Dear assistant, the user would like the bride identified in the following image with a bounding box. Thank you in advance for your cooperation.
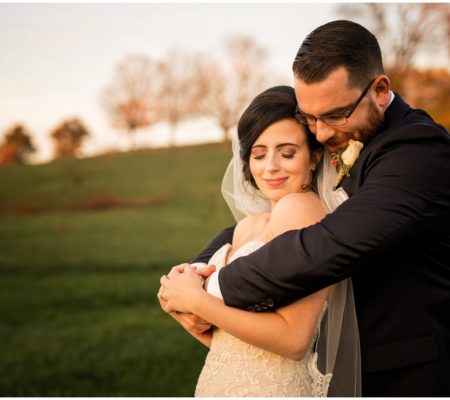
[159,86,361,397]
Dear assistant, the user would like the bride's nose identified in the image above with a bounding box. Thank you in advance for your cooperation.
[264,153,280,173]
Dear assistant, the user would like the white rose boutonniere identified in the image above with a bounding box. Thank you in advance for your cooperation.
[331,139,364,190]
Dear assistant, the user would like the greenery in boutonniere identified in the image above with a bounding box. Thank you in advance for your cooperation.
[331,139,364,189]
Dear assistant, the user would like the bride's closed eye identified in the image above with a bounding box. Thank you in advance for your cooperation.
[252,153,266,160]
[281,152,295,159]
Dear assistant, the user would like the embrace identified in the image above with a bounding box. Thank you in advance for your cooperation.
[159,20,450,397]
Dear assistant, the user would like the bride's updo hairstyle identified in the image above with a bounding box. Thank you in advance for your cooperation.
[237,86,321,188]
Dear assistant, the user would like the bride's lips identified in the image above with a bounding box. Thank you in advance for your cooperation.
[264,177,288,187]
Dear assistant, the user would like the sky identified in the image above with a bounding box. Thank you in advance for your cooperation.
[0,2,447,163]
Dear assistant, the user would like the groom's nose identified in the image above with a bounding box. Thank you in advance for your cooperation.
[314,120,336,144]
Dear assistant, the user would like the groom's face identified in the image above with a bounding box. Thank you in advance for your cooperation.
[294,66,386,153]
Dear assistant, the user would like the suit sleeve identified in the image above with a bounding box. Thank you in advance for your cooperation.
[218,127,450,309]
[191,225,236,264]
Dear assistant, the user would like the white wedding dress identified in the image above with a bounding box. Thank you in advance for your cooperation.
[195,241,332,397]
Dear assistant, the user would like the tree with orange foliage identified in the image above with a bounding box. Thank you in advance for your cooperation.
[338,3,450,130]
[402,68,450,131]
[0,124,36,166]
[50,118,90,159]
[101,54,160,148]
[338,3,449,94]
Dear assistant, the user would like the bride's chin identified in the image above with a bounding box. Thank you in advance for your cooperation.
[263,192,283,204]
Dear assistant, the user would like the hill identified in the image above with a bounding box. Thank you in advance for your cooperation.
[0,143,235,396]
[0,143,234,268]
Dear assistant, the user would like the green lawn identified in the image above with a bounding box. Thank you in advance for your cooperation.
[0,143,235,396]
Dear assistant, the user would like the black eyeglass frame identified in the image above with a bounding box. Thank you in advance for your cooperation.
[295,77,377,127]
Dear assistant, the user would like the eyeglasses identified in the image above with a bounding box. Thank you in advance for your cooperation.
[295,77,376,127]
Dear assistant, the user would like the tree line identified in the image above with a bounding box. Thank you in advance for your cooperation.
[1,3,448,167]
[0,35,273,166]
[100,36,272,149]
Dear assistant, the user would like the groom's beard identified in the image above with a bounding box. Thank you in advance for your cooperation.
[324,103,385,151]
[355,102,385,145]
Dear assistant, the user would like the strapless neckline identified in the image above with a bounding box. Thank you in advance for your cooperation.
[219,240,266,266]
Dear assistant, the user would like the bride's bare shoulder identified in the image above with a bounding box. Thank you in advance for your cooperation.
[269,192,326,236]
[233,213,270,247]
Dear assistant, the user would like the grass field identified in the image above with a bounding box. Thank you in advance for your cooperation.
[0,143,235,396]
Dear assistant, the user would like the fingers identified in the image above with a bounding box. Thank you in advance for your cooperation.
[168,263,191,278]
[158,264,204,313]
[157,285,166,302]
[168,312,213,346]
[176,313,212,333]
[159,296,174,313]
[157,287,174,313]
[160,274,169,286]
[158,276,171,310]
[164,264,198,283]
[197,264,216,278]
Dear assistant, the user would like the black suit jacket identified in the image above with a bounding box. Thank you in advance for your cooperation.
[193,95,450,396]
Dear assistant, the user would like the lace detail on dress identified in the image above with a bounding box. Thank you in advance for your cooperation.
[195,241,331,397]
[196,329,318,397]
[308,352,333,397]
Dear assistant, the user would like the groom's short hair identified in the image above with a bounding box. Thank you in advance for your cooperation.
[292,20,385,89]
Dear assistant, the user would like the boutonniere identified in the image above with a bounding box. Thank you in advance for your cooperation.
[331,139,364,190]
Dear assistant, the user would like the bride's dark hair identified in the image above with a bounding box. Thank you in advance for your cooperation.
[237,85,321,188]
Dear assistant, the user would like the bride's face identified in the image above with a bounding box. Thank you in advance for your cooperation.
[249,118,316,205]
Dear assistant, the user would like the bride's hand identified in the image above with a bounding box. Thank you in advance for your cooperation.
[167,263,216,281]
[160,266,206,313]
[170,312,213,347]
[157,291,213,347]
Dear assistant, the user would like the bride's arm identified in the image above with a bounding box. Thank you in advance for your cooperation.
[187,277,328,360]
[158,217,256,347]
[163,193,329,360]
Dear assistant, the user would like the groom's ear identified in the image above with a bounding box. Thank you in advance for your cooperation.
[374,75,391,108]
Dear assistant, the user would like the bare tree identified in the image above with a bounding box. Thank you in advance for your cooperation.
[101,54,159,148]
[0,124,36,166]
[338,3,450,93]
[50,118,90,159]
[200,36,270,142]
[157,50,209,147]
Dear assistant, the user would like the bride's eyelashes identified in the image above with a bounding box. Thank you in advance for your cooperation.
[251,151,296,160]
[252,153,266,160]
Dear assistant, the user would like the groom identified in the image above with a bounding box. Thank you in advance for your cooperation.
[161,20,450,396]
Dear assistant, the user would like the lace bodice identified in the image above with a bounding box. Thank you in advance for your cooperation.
[195,241,332,397]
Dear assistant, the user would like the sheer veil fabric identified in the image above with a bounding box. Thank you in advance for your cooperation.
[221,133,362,396]
[221,132,271,220]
